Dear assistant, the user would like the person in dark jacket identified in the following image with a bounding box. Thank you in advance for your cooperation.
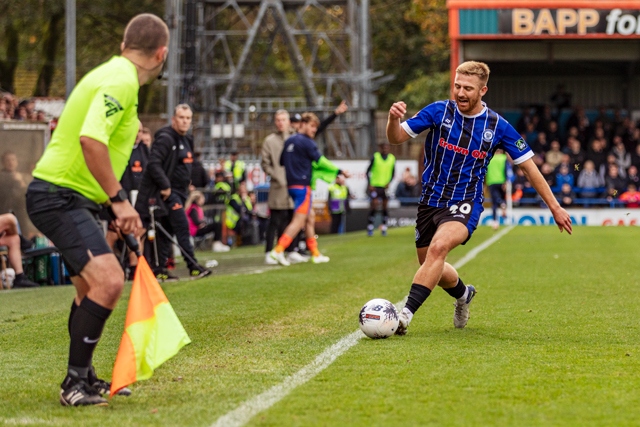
[135,104,211,281]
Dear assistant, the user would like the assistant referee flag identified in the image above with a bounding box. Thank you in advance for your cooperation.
[110,256,191,397]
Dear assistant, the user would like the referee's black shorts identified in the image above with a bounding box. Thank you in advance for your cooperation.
[26,179,113,277]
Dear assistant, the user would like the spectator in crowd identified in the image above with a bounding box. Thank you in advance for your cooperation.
[0,150,35,236]
[566,107,589,144]
[618,183,640,208]
[135,104,211,281]
[395,172,421,198]
[556,183,576,207]
[185,190,228,252]
[565,136,585,179]
[576,160,604,199]
[587,130,608,171]
[531,131,549,154]
[224,151,246,192]
[14,104,27,121]
[0,213,39,288]
[546,120,561,145]
[545,140,563,169]
[602,153,626,179]
[140,127,153,147]
[554,153,572,174]
[610,135,631,174]
[626,165,640,187]
[327,173,351,234]
[554,164,574,192]
[604,164,627,201]
[524,122,538,146]
[540,163,556,189]
[0,97,8,120]
[226,181,257,246]
[631,143,640,170]
[564,126,583,148]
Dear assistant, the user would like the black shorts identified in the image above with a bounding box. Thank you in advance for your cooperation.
[26,179,112,277]
[369,187,388,201]
[414,201,483,248]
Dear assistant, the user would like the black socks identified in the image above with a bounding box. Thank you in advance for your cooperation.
[404,283,432,314]
[443,278,467,300]
[68,297,112,379]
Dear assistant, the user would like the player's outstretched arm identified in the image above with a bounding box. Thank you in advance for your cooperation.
[386,101,411,145]
[519,159,573,235]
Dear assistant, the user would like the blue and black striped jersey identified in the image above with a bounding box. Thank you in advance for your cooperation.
[401,100,533,208]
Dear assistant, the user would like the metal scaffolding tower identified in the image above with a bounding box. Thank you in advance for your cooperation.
[165,0,389,159]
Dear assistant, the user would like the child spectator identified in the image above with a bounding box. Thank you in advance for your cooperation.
[185,190,230,252]
[556,183,576,208]
[554,164,574,192]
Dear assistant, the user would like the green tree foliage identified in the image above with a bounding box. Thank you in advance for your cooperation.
[0,0,164,112]
[370,0,450,110]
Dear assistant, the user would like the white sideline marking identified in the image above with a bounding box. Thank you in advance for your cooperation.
[211,226,515,427]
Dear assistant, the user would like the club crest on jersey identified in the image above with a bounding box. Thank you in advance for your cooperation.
[515,138,528,151]
[482,129,494,142]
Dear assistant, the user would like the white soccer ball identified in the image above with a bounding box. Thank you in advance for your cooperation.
[359,298,399,339]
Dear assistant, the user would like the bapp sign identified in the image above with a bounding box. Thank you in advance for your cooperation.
[500,9,640,37]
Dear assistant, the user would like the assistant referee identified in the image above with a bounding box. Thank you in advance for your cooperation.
[26,14,169,407]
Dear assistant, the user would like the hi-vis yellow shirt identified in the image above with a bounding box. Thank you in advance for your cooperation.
[33,56,140,203]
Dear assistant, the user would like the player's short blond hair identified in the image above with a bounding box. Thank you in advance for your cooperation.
[456,61,490,88]
[300,112,320,126]
[123,14,169,56]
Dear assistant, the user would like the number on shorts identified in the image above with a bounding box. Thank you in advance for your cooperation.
[449,203,471,215]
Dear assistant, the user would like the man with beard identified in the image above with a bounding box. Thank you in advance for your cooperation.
[386,61,573,335]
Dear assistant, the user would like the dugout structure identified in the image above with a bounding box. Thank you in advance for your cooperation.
[447,0,640,114]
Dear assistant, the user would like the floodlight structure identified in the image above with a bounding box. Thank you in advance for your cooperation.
[165,0,389,159]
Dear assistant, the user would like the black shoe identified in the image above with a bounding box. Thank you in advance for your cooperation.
[60,375,108,407]
[190,267,212,280]
[155,270,179,283]
[88,366,131,397]
[12,275,39,288]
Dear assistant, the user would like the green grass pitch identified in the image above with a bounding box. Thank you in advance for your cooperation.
[1,225,639,426]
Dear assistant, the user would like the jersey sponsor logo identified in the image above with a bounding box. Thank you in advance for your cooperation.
[131,160,143,173]
[515,138,528,151]
[438,138,488,159]
[104,94,123,117]
[482,129,494,142]
[171,202,183,210]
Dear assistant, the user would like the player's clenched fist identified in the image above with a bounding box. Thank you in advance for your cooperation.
[389,102,407,119]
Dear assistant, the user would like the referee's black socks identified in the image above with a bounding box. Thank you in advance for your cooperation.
[67,297,112,379]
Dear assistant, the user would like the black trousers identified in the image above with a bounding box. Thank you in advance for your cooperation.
[331,213,345,234]
[264,209,293,252]
[150,193,198,272]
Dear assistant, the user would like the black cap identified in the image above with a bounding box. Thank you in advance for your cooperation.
[291,113,302,123]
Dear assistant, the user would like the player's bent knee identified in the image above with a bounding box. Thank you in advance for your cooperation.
[427,240,449,259]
